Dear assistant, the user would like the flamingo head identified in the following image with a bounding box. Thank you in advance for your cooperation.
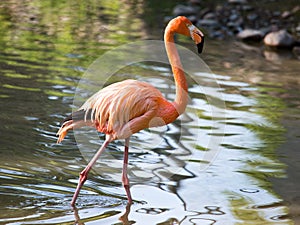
[167,16,205,53]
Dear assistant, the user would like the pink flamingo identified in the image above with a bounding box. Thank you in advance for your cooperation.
[57,16,204,206]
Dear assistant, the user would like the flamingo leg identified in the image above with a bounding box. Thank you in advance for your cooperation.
[122,138,132,203]
[71,137,111,206]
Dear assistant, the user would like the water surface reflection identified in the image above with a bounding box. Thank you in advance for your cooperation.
[0,62,293,224]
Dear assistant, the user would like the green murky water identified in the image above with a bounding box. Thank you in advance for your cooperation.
[0,0,299,224]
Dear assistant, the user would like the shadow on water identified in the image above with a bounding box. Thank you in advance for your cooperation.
[0,0,299,224]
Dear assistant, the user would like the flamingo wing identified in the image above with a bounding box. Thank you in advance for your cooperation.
[79,79,164,139]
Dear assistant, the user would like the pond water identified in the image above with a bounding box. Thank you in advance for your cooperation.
[0,1,299,224]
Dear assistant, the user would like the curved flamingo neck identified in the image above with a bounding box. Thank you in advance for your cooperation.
[164,28,188,115]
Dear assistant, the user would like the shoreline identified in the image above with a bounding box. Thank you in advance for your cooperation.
[169,0,300,58]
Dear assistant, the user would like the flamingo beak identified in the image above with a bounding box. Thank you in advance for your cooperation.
[197,36,204,54]
[188,24,205,54]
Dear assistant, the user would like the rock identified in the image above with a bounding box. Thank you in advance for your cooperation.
[237,29,264,41]
[247,13,258,21]
[281,6,300,19]
[281,11,292,19]
[264,30,296,48]
[292,46,300,59]
[292,5,300,14]
[163,16,173,24]
[203,12,216,20]
[227,21,243,34]
[229,13,239,21]
[198,8,212,18]
[272,11,281,17]
[187,15,198,24]
[197,19,220,28]
[173,5,197,16]
[260,27,272,36]
[242,5,254,11]
[296,24,300,35]
[228,0,248,4]
[211,30,226,39]
[188,0,202,5]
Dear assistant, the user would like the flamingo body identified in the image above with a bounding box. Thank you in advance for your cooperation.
[56,16,204,206]
[57,79,178,142]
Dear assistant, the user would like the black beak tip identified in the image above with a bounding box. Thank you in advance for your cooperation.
[197,37,204,54]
